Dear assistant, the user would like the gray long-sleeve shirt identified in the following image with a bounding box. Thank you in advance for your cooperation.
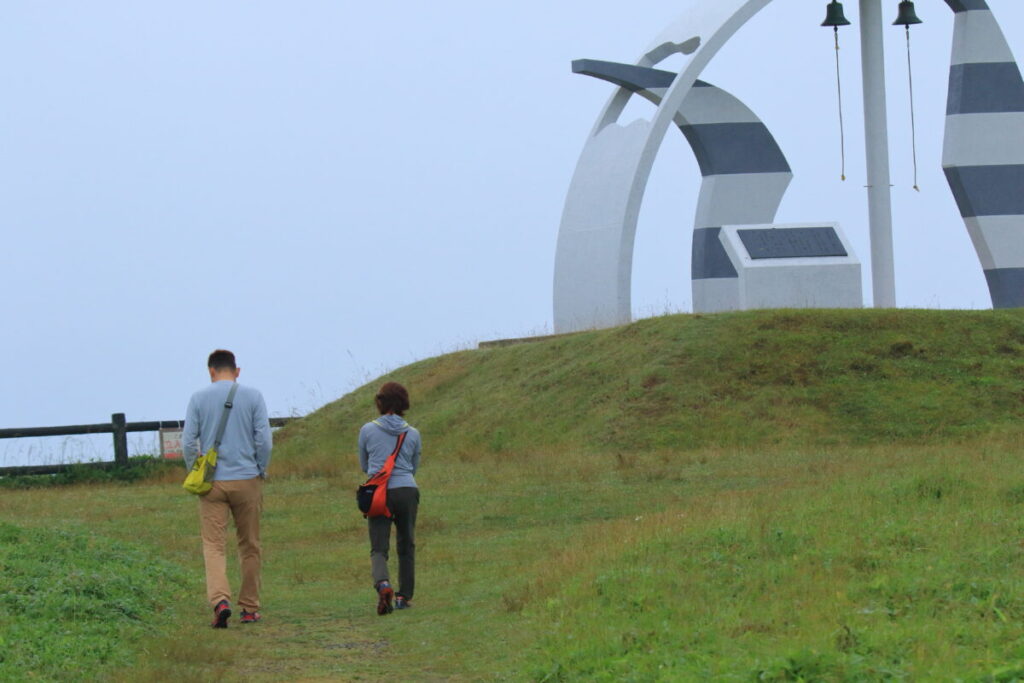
[183,380,272,480]
[359,414,421,489]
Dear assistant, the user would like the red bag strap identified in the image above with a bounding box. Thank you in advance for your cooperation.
[364,431,407,485]
[366,432,407,518]
[380,432,406,477]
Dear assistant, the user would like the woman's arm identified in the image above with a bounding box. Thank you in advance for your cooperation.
[358,426,370,474]
[410,433,421,475]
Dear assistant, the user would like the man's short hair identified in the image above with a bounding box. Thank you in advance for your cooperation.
[207,349,237,371]
[376,382,410,416]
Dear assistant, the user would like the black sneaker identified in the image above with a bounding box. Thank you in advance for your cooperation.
[394,596,412,610]
[240,610,261,624]
[376,581,394,616]
[211,600,231,629]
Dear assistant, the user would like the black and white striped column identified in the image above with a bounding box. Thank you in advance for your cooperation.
[943,0,1024,307]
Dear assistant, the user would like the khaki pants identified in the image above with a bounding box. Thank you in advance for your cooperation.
[199,477,263,611]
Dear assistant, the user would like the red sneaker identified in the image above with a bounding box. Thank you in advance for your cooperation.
[240,610,261,624]
[376,581,394,616]
[211,600,231,629]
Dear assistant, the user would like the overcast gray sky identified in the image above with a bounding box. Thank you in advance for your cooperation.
[3,1,1023,462]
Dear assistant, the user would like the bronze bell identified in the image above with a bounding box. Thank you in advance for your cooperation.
[822,0,852,27]
[893,0,923,27]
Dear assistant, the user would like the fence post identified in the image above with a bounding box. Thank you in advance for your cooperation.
[112,413,128,467]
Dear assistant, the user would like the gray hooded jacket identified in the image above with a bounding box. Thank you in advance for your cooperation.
[359,414,421,489]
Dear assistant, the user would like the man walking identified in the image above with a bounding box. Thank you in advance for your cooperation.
[183,349,272,628]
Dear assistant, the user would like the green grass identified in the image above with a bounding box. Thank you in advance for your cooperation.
[0,521,189,681]
[527,445,1024,680]
[2,309,1024,680]
[282,308,1024,467]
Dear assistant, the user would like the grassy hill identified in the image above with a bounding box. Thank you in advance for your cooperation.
[283,307,1024,461]
[3,309,1024,680]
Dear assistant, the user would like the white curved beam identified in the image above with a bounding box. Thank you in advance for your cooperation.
[553,0,774,333]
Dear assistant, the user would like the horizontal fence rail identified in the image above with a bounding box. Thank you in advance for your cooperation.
[0,417,295,440]
[0,413,298,477]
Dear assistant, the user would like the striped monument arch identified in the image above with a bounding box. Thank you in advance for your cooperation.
[552,0,1024,333]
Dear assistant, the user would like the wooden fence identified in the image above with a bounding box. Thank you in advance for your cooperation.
[0,413,296,476]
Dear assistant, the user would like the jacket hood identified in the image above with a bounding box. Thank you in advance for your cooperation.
[372,414,410,435]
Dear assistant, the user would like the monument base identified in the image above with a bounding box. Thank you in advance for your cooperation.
[718,222,863,310]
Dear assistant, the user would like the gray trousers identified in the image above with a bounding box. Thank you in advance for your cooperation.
[369,486,419,599]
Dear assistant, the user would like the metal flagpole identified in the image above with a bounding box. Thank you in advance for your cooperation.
[858,0,897,307]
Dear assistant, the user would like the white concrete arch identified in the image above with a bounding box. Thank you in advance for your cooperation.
[553,0,776,333]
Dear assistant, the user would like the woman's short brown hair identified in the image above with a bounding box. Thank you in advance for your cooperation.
[376,382,410,416]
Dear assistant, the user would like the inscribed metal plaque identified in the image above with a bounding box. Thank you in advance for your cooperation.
[737,227,848,260]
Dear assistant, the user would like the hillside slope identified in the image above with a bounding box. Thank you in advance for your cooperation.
[277,308,1024,469]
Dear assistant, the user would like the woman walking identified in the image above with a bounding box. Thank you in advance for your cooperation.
[359,381,422,615]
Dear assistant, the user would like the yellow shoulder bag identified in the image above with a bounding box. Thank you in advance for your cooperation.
[183,383,238,496]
